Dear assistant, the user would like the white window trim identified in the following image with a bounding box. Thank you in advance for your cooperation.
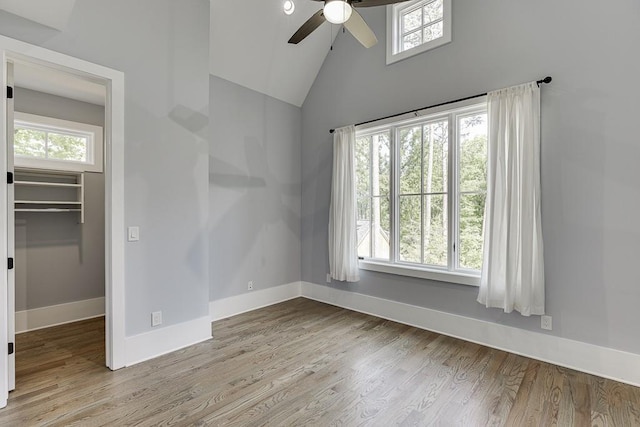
[360,259,480,286]
[14,112,103,173]
[356,97,487,287]
[386,0,452,65]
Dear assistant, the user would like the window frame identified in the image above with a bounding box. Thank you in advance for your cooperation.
[13,112,103,172]
[356,97,487,286]
[386,0,452,65]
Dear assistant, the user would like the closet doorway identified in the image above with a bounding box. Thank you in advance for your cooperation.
[1,36,126,408]
[11,60,107,392]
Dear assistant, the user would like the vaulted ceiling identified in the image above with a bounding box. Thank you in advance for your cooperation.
[0,0,76,30]
[0,0,335,108]
[210,0,336,107]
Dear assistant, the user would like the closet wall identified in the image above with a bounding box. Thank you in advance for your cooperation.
[14,87,105,330]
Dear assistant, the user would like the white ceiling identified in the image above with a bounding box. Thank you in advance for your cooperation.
[210,0,336,107]
[13,61,106,106]
[2,0,333,108]
[0,0,76,30]
[0,1,106,105]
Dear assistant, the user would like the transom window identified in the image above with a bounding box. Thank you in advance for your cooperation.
[355,100,487,285]
[13,112,103,172]
[386,0,451,65]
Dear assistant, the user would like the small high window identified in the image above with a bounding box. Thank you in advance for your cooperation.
[386,0,451,65]
[13,112,103,172]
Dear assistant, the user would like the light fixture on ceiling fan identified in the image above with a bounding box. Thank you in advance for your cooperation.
[288,0,409,48]
[323,0,352,24]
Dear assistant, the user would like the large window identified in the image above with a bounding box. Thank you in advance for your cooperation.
[13,112,103,172]
[386,0,452,65]
[356,101,487,285]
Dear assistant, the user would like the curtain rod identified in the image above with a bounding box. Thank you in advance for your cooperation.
[329,76,552,134]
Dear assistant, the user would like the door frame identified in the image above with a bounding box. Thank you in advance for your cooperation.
[0,35,126,408]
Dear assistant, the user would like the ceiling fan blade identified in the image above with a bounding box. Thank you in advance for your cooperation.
[353,0,409,7]
[343,9,378,48]
[288,10,326,44]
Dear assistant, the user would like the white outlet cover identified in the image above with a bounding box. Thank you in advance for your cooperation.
[151,311,162,327]
[541,315,552,331]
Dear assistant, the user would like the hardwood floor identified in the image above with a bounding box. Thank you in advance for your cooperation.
[2,298,640,426]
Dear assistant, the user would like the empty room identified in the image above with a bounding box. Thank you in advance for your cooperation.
[0,0,639,425]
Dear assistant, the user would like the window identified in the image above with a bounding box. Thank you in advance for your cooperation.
[13,112,103,172]
[386,0,451,65]
[356,100,487,285]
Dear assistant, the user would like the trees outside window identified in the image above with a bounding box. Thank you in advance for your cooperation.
[13,112,103,173]
[356,103,487,283]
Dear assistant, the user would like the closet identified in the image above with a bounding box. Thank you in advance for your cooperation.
[11,62,106,347]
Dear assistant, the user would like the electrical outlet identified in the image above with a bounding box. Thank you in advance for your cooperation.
[151,311,162,327]
[248,281,254,291]
[326,273,331,283]
[541,315,552,331]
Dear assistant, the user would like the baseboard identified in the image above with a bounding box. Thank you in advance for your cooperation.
[300,282,640,388]
[125,315,212,366]
[209,282,302,321]
[15,297,105,333]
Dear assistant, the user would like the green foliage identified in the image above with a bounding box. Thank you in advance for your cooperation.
[14,126,87,162]
[355,113,487,271]
[14,128,46,158]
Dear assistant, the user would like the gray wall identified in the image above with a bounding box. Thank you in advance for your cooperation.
[14,88,105,311]
[0,0,210,336]
[301,0,640,354]
[209,76,301,300]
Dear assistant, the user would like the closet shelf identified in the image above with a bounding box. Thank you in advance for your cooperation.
[14,168,85,223]
[15,208,82,213]
[14,181,82,188]
[15,200,82,205]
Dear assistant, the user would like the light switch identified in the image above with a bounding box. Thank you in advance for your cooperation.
[128,226,140,242]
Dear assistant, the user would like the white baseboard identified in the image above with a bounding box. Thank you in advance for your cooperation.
[125,315,212,367]
[300,282,640,388]
[209,282,302,321]
[16,297,105,334]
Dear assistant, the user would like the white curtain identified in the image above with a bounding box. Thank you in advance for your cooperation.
[328,125,360,282]
[478,82,544,316]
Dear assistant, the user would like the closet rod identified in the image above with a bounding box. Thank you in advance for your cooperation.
[329,76,552,134]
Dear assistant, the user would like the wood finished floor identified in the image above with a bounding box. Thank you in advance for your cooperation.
[2,298,640,426]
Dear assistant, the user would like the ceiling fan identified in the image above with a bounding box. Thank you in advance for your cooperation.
[288,0,409,48]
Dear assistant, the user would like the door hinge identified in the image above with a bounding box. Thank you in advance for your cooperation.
[8,342,14,355]
[8,257,13,270]
[7,86,13,99]
[7,171,13,184]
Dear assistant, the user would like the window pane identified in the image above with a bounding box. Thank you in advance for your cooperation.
[402,8,422,33]
[399,195,421,263]
[14,128,46,158]
[357,197,371,258]
[423,20,443,43]
[372,196,390,260]
[424,194,447,266]
[402,31,422,51]
[356,135,371,197]
[423,120,448,194]
[459,113,487,192]
[47,132,88,162]
[372,132,391,196]
[459,193,485,270]
[423,0,443,24]
[399,126,422,194]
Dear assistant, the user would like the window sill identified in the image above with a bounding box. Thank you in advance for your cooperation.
[359,259,480,287]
